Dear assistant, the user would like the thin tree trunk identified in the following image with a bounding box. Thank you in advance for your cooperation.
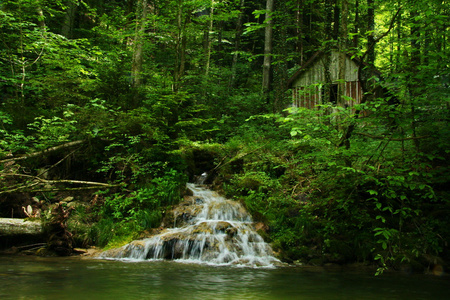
[61,0,77,38]
[174,0,188,91]
[205,0,215,77]
[296,0,304,65]
[36,5,46,29]
[409,9,421,151]
[229,0,245,88]
[131,0,148,89]
[367,0,375,67]
[333,0,340,40]
[262,0,274,99]
[338,0,348,106]
[353,0,359,48]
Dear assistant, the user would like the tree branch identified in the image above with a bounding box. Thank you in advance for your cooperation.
[354,132,430,141]
[359,7,403,64]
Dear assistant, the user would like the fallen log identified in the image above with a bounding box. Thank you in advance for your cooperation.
[0,218,43,236]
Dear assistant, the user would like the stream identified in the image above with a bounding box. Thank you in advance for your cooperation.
[1,256,448,299]
[1,183,448,299]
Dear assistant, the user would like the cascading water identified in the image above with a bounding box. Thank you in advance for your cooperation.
[99,183,280,267]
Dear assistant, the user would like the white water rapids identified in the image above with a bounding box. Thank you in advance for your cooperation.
[99,183,280,267]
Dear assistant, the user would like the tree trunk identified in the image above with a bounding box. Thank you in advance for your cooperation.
[295,0,304,65]
[353,0,359,48]
[262,0,274,99]
[61,0,77,38]
[36,6,46,29]
[131,0,148,89]
[338,0,348,106]
[204,1,215,78]
[409,9,421,151]
[174,0,189,91]
[333,0,340,40]
[367,0,375,67]
[229,0,245,88]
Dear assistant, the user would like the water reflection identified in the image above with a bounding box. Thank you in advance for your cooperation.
[0,256,448,300]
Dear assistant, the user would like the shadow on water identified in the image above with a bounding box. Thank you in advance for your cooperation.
[1,256,449,300]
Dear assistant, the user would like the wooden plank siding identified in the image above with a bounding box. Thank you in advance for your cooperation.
[292,81,362,109]
[293,85,322,108]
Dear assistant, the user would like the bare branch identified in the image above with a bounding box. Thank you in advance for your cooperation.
[355,132,430,141]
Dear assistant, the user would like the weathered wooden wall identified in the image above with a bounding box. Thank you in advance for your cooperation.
[291,51,363,108]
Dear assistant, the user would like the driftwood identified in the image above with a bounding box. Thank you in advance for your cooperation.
[47,202,74,256]
[0,218,43,236]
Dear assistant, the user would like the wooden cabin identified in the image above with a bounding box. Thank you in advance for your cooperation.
[287,50,374,109]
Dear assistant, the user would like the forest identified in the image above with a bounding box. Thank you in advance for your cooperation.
[0,0,449,274]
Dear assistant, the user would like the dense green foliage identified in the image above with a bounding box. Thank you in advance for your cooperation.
[1,0,448,273]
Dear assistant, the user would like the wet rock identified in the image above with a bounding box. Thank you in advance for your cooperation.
[214,221,233,232]
[191,222,213,235]
[184,187,194,196]
[101,247,126,258]
[164,197,204,228]
[225,227,237,238]
[62,196,74,203]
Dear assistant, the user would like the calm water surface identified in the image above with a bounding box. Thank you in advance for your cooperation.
[0,256,448,299]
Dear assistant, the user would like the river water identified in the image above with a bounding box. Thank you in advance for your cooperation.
[1,256,448,299]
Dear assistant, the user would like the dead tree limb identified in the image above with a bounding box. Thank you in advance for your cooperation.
[354,132,430,141]
[212,142,270,172]
[0,140,86,164]
[0,173,118,195]
[37,147,80,178]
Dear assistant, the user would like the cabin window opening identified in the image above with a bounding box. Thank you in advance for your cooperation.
[330,84,338,105]
[321,84,338,105]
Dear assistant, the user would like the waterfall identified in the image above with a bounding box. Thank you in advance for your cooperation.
[99,183,280,267]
